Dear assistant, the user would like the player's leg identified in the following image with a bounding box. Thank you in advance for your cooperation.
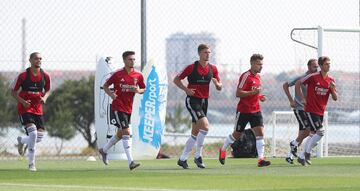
[304,113,324,165]
[219,112,245,165]
[194,98,209,168]
[19,113,38,171]
[99,111,123,165]
[251,112,271,167]
[298,127,314,166]
[287,110,310,163]
[113,112,139,170]
[194,117,208,168]
[120,127,139,170]
[178,96,200,169]
[17,114,30,156]
[34,115,45,144]
[177,122,196,169]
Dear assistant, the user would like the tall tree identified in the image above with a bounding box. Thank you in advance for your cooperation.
[165,104,191,142]
[46,104,77,155]
[0,74,17,136]
[45,76,95,148]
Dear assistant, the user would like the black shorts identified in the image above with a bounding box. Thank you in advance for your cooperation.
[306,112,324,131]
[112,111,131,129]
[185,96,208,123]
[293,109,310,130]
[19,113,45,134]
[234,112,263,132]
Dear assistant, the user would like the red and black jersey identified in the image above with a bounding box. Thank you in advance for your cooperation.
[236,70,262,113]
[177,61,220,98]
[104,68,146,114]
[11,68,51,115]
[301,72,335,116]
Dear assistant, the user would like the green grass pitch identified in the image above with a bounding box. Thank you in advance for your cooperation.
[0,157,359,191]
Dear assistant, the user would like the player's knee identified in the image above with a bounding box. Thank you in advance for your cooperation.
[116,131,123,138]
[191,127,199,136]
[36,131,44,143]
[196,117,209,130]
[27,125,37,139]
[232,131,241,140]
[121,128,130,136]
[253,126,264,137]
[316,128,325,136]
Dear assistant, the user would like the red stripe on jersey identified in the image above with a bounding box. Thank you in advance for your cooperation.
[238,71,250,89]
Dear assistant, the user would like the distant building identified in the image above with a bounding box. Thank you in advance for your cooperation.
[166,32,218,74]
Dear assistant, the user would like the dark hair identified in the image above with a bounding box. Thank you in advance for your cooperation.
[122,51,135,60]
[29,52,40,59]
[250,54,264,63]
[318,56,330,66]
[197,44,210,53]
[307,58,317,66]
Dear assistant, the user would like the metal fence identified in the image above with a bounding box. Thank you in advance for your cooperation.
[0,0,359,159]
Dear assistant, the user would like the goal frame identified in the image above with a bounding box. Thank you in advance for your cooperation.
[271,111,328,158]
[287,26,360,157]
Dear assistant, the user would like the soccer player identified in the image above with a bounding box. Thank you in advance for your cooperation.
[98,51,146,170]
[295,56,337,166]
[219,54,271,167]
[174,44,222,169]
[282,59,318,164]
[11,52,51,171]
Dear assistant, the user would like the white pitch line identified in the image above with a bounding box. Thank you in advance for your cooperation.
[1,183,355,191]
[0,183,221,191]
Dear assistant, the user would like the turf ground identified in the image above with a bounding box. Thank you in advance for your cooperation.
[0,157,359,191]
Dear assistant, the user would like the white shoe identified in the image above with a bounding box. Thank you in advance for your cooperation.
[29,164,37,172]
[99,148,108,165]
[17,136,25,156]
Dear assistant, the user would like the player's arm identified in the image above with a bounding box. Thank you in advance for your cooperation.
[11,88,30,108]
[283,82,295,108]
[40,74,51,104]
[329,81,338,101]
[10,76,30,108]
[40,90,51,104]
[212,78,222,91]
[103,82,117,100]
[134,87,145,94]
[212,66,222,91]
[133,75,146,94]
[173,65,195,96]
[236,74,259,98]
[236,87,260,98]
[295,80,306,105]
[173,76,195,96]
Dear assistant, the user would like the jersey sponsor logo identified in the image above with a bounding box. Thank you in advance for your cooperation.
[315,86,329,96]
[120,84,135,92]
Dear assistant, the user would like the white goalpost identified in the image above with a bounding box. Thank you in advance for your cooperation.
[271,26,360,158]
